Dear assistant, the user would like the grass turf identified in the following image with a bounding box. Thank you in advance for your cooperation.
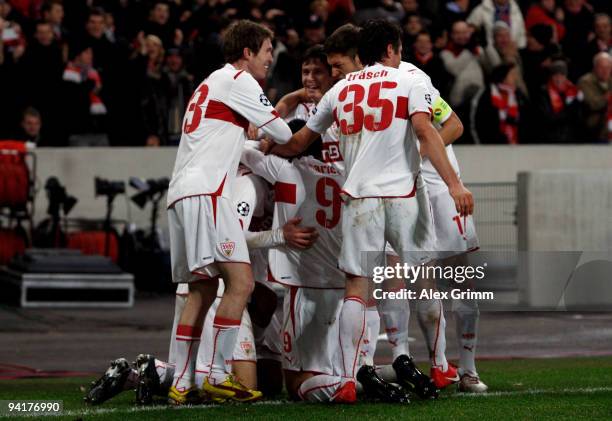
[1,357,612,420]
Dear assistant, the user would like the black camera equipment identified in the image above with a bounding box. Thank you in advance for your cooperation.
[33,177,78,247]
[125,177,171,292]
[94,177,126,257]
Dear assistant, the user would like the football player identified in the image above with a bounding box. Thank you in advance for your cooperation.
[165,20,292,404]
[317,23,486,393]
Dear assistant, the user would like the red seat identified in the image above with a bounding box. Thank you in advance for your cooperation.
[0,140,30,208]
[0,229,26,265]
[67,230,119,263]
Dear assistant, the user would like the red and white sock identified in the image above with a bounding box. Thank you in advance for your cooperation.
[172,324,202,391]
[378,296,410,359]
[417,298,448,372]
[359,305,380,366]
[207,316,241,385]
[339,296,366,381]
[453,298,479,375]
[155,359,175,390]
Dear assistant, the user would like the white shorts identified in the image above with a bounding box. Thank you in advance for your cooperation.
[339,178,436,277]
[429,189,479,258]
[282,287,344,375]
[168,195,249,283]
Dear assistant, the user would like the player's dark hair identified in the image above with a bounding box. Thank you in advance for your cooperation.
[302,44,331,74]
[324,23,360,59]
[223,20,274,63]
[357,19,402,66]
[289,119,323,162]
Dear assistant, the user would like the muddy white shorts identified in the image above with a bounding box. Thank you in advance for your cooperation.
[282,287,344,375]
[339,177,436,277]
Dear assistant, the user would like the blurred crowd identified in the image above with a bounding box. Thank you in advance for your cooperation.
[0,0,610,146]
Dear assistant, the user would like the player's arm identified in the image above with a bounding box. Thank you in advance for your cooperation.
[269,87,336,157]
[275,88,309,118]
[408,77,473,216]
[268,125,320,157]
[241,141,287,183]
[230,74,292,143]
[245,217,317,250]
[430,95,463,146]
[437,112,463,146]
[412,113,473,216]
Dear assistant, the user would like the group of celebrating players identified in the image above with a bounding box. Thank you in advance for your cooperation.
[85,17,487,407]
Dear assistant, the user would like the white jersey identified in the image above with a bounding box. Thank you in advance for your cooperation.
[307,63,432,198]
[241,143,345,289]
[287,101,345,175]
[175,171,269,295]
[285,102,315,122]
[168,63,286,207]
[398,61,461,192]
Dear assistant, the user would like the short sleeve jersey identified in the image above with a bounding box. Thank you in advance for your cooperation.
[167,64,280,207]
[307,63,432,198]
[399,61,461,190]
[241,144,345,289]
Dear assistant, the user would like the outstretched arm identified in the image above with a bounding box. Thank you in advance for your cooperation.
[267,125,320,157]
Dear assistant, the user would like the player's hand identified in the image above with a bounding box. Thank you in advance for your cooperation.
[260,137,275,154]
[247,123,259,140]
[283,217,319,249]
[448,183,474,217]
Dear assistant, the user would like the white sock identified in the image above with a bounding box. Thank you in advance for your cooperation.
[377,297,410,359]
[359,306,380,366]
[172,324,202,391]
[375,365,398,383]
[154,359,175,390]
[298,375,343,402]
[416,298,448,372]
[339,296,366,380]
[453,298,479,376]
[207,316,241,384]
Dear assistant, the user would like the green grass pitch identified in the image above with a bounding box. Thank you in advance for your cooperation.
[1,357,611,420]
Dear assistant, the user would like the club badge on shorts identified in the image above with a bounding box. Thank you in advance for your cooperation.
[220,241,236,257]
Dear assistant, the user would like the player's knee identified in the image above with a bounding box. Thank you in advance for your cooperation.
[417,299,442,323]
[226,276,255,299]
[453,299,479,318]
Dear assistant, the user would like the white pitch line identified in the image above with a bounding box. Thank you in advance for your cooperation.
[450,386,612,398]
[3,387,612,419]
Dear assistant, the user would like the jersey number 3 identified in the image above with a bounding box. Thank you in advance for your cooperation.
[183,84,209,134]
[337,81,399,135]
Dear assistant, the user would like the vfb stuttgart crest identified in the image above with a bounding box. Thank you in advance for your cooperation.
[220,241,235,257]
